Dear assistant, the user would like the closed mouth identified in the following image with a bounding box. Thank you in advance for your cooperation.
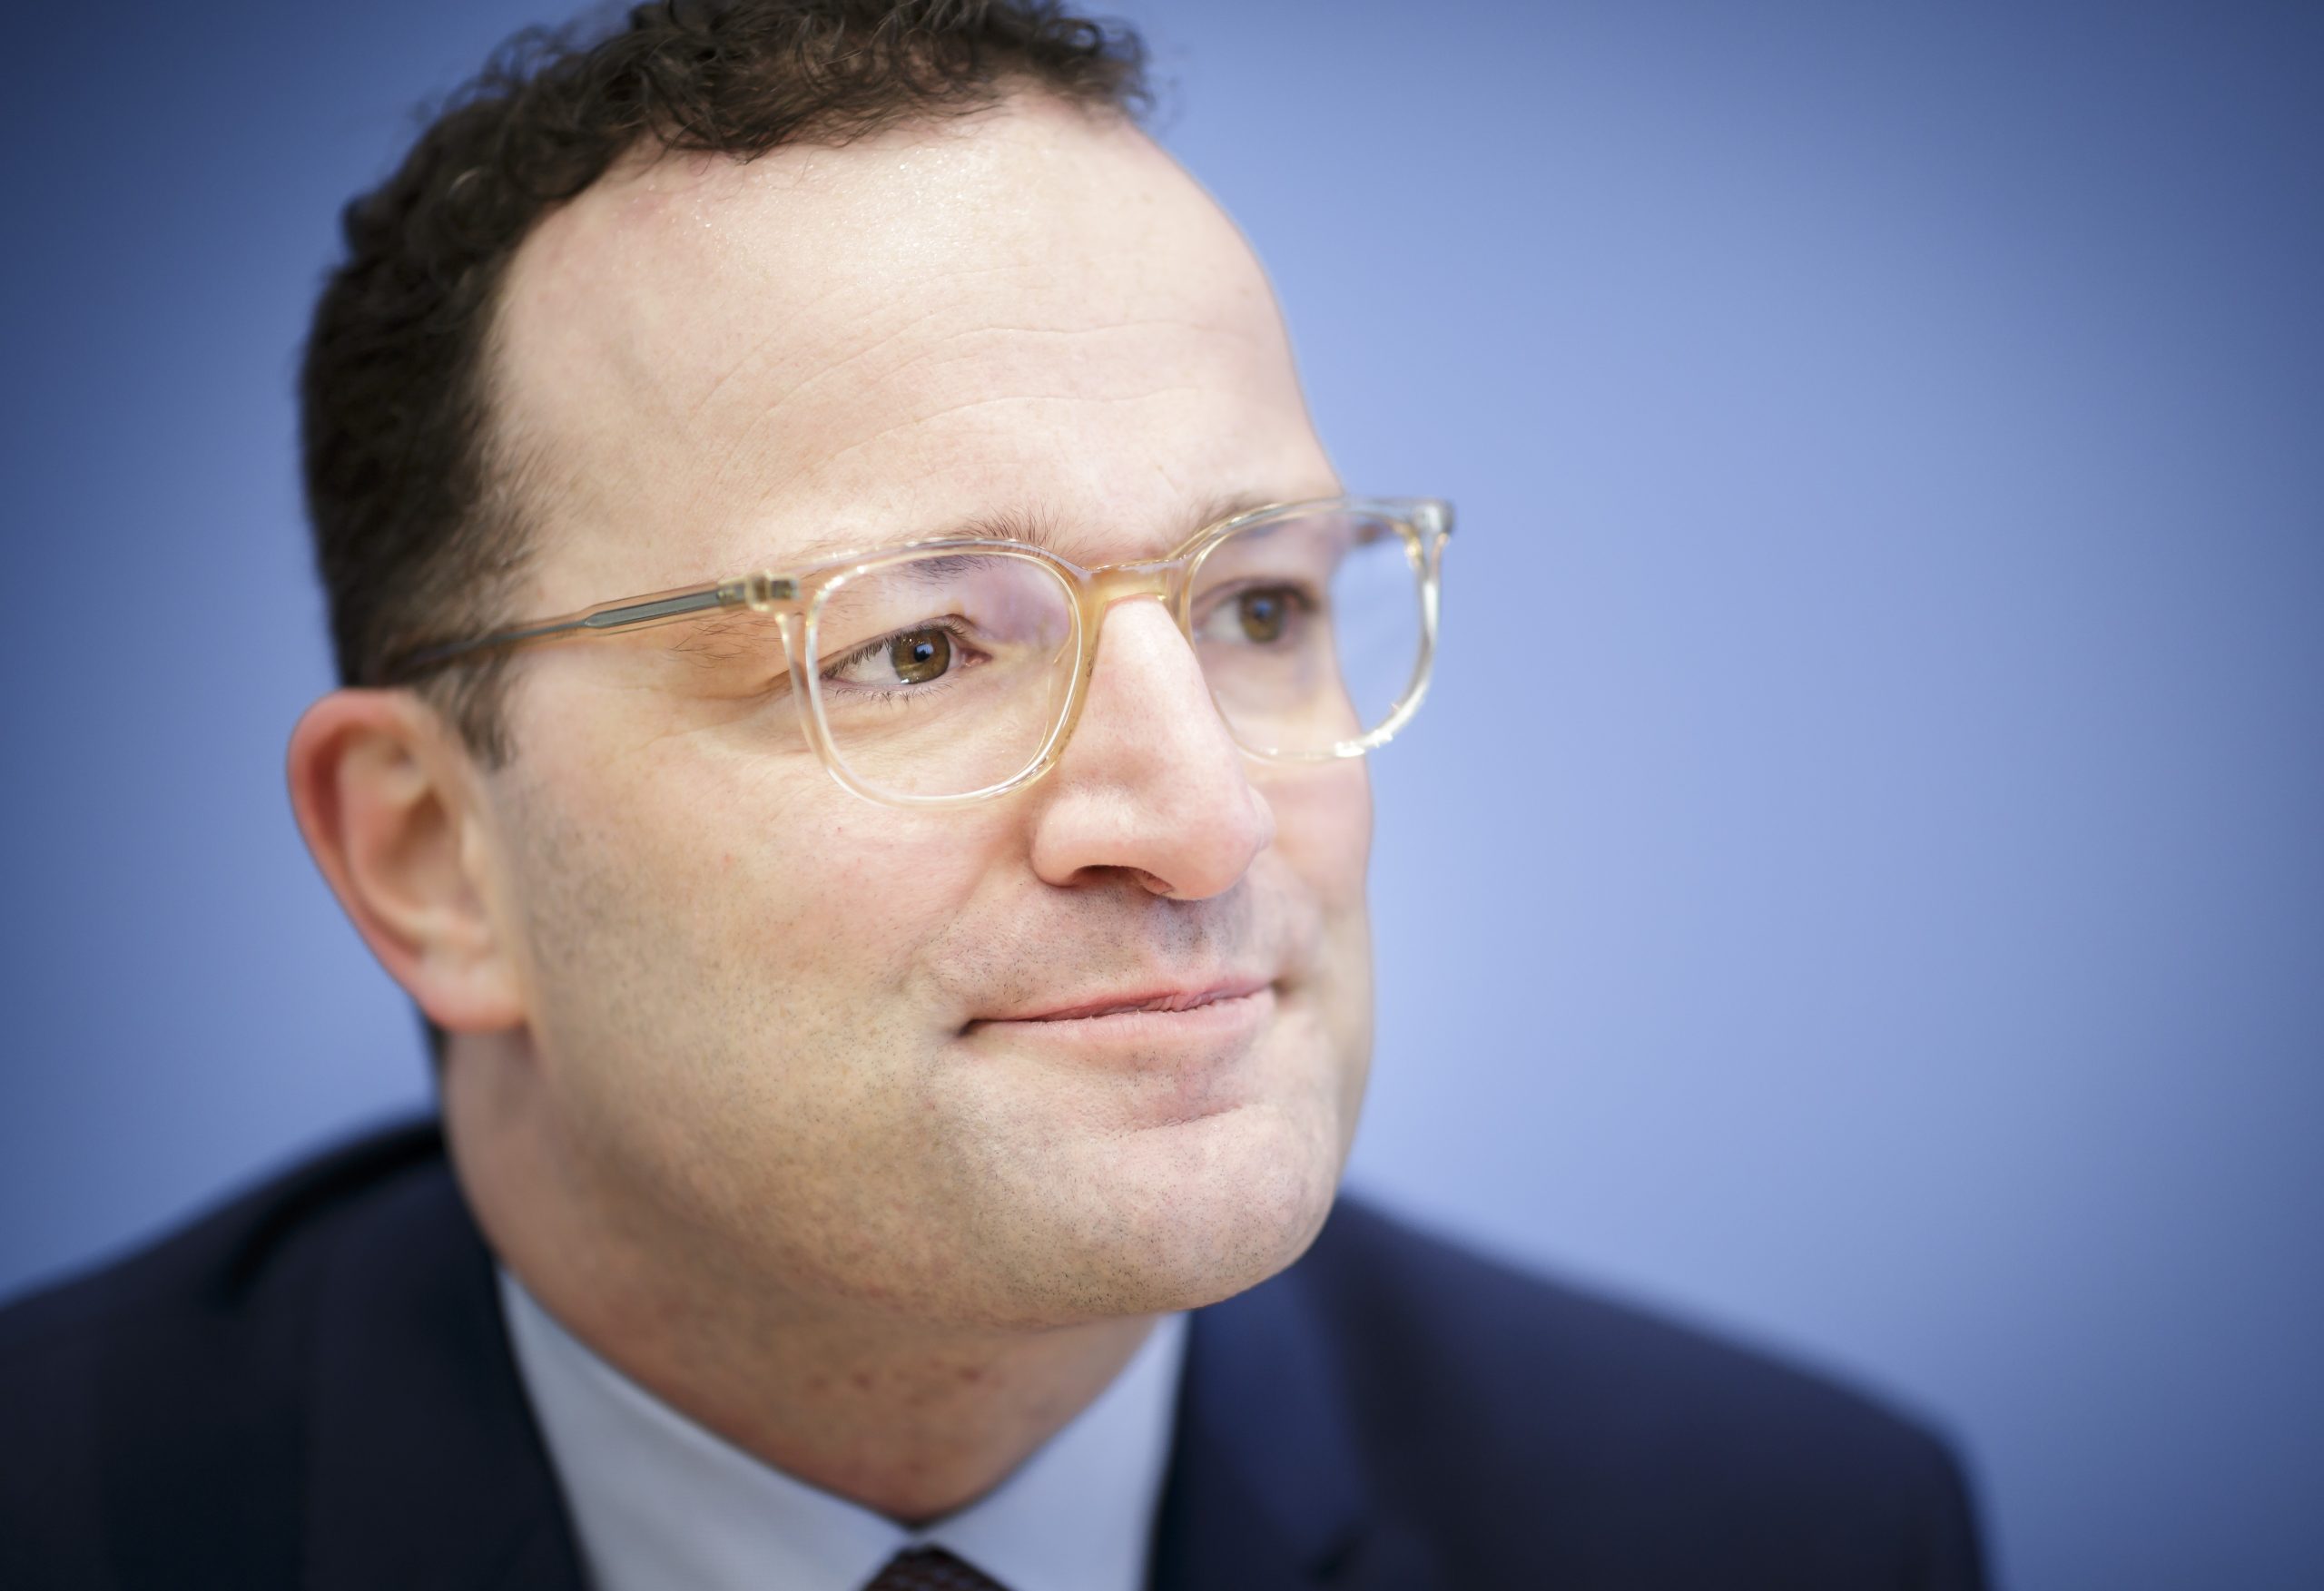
[972,981,1271,1028]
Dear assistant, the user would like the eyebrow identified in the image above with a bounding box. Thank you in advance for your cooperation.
[646,487,1312,659]
[645,487,1301,659]
[964,490,1308,561]
[745,489,1298,570]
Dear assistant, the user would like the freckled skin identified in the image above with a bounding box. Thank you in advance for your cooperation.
[439,94,1374,1519]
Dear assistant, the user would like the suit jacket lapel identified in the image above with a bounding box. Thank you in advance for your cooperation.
[300,1163,586,1591]
[1151,1251,1446,1591]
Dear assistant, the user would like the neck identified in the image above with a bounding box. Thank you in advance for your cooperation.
[444,1051,1156,1525]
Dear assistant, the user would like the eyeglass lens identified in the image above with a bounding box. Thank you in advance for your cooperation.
[803,507,1430,800]
[809,551,1079,800]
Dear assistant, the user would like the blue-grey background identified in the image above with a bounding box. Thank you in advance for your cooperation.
[4,4,2319,1586]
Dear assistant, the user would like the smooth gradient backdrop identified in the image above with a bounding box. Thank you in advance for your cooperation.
[4,5,2319,1587]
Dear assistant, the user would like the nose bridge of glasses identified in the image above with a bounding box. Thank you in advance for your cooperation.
[1083,556,1187,618]
[1068,561,1230,761]
[1073,556,1215,715]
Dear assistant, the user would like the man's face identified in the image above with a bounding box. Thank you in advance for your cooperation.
[468,96,1371,1328]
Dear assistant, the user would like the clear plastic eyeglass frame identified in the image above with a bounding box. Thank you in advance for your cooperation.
[390,495,1453,810]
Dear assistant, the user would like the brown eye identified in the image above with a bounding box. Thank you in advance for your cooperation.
[889,627,952,683]
[1237,589,1290,643]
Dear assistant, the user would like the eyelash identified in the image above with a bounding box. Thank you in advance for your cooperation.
[819,620,986,701]
[1194,581,1318,633]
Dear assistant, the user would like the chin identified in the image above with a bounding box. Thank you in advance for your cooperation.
[981,1096,1349,1327]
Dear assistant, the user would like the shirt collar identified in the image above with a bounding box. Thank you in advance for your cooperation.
[498,1270,1187,1591]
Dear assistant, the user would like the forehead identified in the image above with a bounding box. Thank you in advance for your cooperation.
[489,95,1326,606]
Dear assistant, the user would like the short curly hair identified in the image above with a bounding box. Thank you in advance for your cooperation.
[300,0,1148,764]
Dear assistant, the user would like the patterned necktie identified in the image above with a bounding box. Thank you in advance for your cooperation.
[861,1545,1013,1591]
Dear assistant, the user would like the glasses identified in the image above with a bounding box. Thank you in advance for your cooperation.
[392,496,1452,808]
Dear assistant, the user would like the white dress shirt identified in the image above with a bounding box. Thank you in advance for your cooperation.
[498,1270,1187,1591]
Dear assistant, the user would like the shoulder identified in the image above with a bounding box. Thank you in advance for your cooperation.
[0,1121,454,1586]
[1286,1195,1987,1587]
[1295,1194,1951,1455]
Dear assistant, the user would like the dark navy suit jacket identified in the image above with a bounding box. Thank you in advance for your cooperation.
[0,1122,1985,1589]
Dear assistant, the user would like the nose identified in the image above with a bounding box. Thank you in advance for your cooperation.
[1026,597,1275,899]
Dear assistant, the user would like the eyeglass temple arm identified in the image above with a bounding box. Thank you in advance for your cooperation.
[389,576,800,680]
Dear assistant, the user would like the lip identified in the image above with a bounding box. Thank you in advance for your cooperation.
[966,978,1275,1031]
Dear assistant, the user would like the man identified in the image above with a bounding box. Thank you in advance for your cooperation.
[0,3,1985,1587]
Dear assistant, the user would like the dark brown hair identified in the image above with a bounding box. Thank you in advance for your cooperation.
[300,0,1147,763]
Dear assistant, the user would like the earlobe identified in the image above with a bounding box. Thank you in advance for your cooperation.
[286,690,527,1036]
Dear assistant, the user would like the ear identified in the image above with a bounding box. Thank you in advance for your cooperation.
[287,689,527,1037]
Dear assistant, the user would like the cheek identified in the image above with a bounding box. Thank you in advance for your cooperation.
[499,710,1023,1081]
[1260,761,1373,908]
[1262,761,1374,1105]
[736,793,1026,997]
[494,732,1041,1242]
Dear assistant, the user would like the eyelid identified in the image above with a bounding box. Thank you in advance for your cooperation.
[1189,581,1315,644]
[1190,576,1318,615]
[821,617,981,683]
